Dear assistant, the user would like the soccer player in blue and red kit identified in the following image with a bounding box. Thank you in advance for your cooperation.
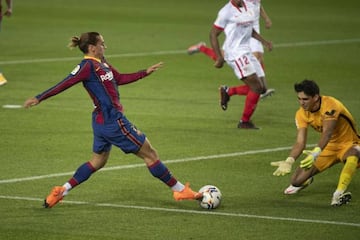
[24,32,202,208]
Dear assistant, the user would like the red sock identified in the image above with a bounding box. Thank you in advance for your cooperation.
[241,91,260,122]
[228,85,250,96]
[199,45,217,61]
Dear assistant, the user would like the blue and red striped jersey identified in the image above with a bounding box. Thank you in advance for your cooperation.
[36,56,148,124]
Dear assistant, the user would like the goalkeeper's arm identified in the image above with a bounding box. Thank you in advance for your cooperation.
[299,120,335,169]
[271,157,295,176]
[271,136,306,176]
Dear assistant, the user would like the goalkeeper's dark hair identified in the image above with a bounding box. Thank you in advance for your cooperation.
[294,79,320,97]
[68,32,100,54]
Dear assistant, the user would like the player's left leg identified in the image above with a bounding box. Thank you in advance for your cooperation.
[252,51,275,99]
[331,146,360,206]
[285,148,338,195]
[257,76,275,99]
[136,138,202,201]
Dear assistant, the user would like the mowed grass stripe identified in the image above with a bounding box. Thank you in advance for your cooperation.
[0,146,298,184]
[0,39,359,65]
[0,195,359,228]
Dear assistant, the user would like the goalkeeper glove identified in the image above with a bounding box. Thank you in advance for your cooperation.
[271,157,295,176]
[300,147,321,169]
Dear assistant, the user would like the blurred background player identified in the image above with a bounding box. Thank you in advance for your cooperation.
[0,71,8,86]
[271,79,360,206]
[0,0,12,31]
[24,32,202,208]
[188,0,272,68]
[205,0,273,129]
[188,0,274,128]
[0,0,13,86]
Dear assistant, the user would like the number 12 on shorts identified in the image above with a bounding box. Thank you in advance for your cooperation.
[236,55,249,67]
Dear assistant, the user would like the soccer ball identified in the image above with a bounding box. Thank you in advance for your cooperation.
[198,185,222,209]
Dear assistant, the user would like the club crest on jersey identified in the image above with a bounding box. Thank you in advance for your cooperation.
[71,65,80,75]
[100,71,114,82]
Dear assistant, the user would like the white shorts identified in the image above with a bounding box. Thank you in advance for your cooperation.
[249,38,264,53]
[227,52,265,80]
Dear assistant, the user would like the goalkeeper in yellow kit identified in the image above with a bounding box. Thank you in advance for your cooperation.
[271,79,360,206]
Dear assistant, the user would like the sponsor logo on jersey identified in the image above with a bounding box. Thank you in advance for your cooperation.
[236,20,253,27]
[100,71,114,82]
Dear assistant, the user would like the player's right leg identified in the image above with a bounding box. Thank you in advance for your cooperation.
[44,152,109,208]
[284,166,317,195]
[284,177,314,194]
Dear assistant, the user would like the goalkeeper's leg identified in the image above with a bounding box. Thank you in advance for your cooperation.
[284,167,318,194]
[331,155,358,206]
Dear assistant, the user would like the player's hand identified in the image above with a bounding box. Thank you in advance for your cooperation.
[214,57,225,68]
[146,62,163,74]
[23,98,39,108]
[265,19,272,29]
[300,147,321,169]
[271,157,295,176]
[264,41,273,52]
[4,9,12,17]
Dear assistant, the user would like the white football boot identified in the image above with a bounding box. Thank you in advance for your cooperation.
[284,177,313,195]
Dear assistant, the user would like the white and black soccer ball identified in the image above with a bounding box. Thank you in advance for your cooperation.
[198,185,222,209]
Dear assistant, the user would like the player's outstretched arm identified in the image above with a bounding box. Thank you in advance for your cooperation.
[209,27,225,68]
[271,157,295,176]
[300,147,321,169]
[146,62,164,75]
[23,97,39,108]
[260,5,272,29]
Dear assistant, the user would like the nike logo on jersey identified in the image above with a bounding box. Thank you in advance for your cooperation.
[325,110,336,116]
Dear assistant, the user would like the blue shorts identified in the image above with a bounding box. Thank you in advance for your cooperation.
[92,115,146,154]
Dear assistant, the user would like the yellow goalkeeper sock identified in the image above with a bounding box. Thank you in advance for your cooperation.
[336,156,358,192]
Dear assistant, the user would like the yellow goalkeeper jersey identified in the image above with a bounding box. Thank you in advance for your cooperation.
[295,96,360,144]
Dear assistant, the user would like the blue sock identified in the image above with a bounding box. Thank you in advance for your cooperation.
[148,160,177,187]
[68,162,96,187]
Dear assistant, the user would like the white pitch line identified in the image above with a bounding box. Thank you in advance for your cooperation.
[0,195,359,228]
[0,146,296,184]
[0,39,359,65]
[2,104,23,109]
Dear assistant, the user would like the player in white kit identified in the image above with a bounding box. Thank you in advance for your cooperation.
[210,0,273,129]
[188,0,274,128]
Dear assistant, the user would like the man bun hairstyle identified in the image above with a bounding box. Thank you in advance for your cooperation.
[68,32,100,54]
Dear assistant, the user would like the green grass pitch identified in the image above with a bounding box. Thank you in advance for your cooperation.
[0,0,360,239]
